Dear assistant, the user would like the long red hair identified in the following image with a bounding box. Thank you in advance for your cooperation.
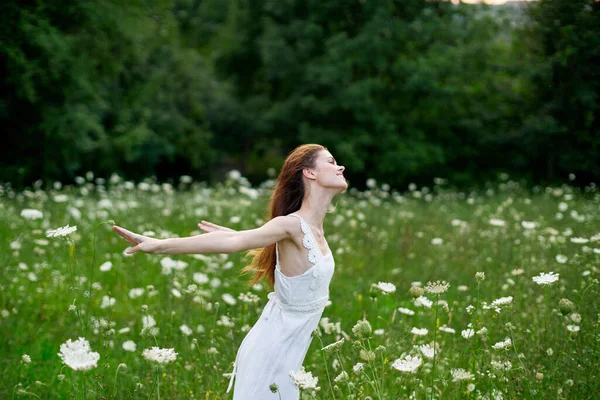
[242,144,326,287]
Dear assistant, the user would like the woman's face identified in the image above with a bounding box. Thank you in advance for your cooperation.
[310,150,347,192]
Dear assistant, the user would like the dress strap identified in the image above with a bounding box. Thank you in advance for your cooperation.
[288,213,320,265]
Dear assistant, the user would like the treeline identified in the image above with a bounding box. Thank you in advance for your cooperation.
[1,0,598,189]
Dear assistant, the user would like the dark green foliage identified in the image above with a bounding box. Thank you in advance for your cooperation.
[0,0,598,189]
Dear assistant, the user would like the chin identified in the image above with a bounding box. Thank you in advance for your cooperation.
[336,180,348,194]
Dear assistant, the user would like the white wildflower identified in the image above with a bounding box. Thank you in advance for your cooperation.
[100,296,116,309]
[122,340,137,352]
[57,337,100,371]
[492,338,512,350]
[414,296,433,308]
[21,209,44,220]
[555,254,568,264]
[321,338,345,353]
[451,368,474,382]
[373,282,396,294]
[397,307,415,315]
[570,237,589,244]
[289,367,319,390]
[193,272,209,284]
[439,325,456,334]
[352,362,364,374]
[532,272,559,285]
[461,328,475,339]
[180,324,193,336]
[391,355,422,373]
[46,224,77,238]
[99,261,112,272]
[129,288,144,299]
[424,280,450,294]
[411,327,428,336]
[489,218,506,227]
[221,293,236,305]
[142,347,178,364]
[319,318,342,335]
[334,371,348,383]
[521,221,536,229]
[490,296,513,308]
[417,344,435,359]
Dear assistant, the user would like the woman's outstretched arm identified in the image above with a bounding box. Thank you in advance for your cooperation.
[113,216,294,255]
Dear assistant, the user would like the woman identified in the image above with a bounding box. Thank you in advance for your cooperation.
[113,144,347,399]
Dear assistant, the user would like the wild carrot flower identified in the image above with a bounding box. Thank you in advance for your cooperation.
[122,340,136,352]
[451,368,474,382]
[424,280,450,294]
[411,327,428,336]
[391,355,422,373]
[353,362,364,374]
[334,371,349,383]
[58,337,100,371]
[46,224,77,238]
[289,367,319,390]
[532,272,559,285]
[352,319,372,338]
[461,328,475,339]
[321,338,344,353]
[397,307,415,315]
[21,209,43,220]
[373,282,396,294]
[142,347,177,364]
[492,338,512,350]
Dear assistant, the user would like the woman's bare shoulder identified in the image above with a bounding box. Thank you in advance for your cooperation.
[270,215,303,234]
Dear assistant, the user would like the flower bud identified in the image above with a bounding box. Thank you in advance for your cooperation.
[558,298,575,316]
[410,286,424,298]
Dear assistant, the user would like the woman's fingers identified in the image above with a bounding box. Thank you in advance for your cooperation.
[125,244,141,255]
[113,226,142,245]
[198,221,218,232]
[198,220,235,232]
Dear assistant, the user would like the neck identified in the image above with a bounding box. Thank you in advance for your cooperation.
[297,187,335,233]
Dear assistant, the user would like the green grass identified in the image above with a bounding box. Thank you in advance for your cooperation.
[1,175,599,399]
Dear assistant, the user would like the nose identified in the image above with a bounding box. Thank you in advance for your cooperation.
[338,165,345,173]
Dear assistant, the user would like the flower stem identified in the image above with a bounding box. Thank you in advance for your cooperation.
[431,294,439,400]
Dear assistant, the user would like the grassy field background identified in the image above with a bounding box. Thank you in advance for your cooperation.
[1,174,599,399]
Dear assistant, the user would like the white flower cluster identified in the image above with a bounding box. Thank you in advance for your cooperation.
[238,292,260,303]
[321,338,344,353]
[319,317,341,335]
[46,224,77,238]
[532,272,559,285]
[397,307,415,315]
[57,337,100,371]
[411,327,428,336]
[142,347,178,364]
[451,368,474,382]
[424,280,450,294]
[21,209,44,220]
[391,354,422,373]
[289,367,319,390]
[492,338,512,350]
[373,281,396,294]
[417,344,435,359]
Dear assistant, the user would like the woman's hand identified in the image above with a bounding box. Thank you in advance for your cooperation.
[113,225,163,255]
[197,220,236,233]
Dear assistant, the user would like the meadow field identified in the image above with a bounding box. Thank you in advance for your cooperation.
[1,173,599,399]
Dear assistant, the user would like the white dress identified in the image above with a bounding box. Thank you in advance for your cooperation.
[226,213,335,399]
